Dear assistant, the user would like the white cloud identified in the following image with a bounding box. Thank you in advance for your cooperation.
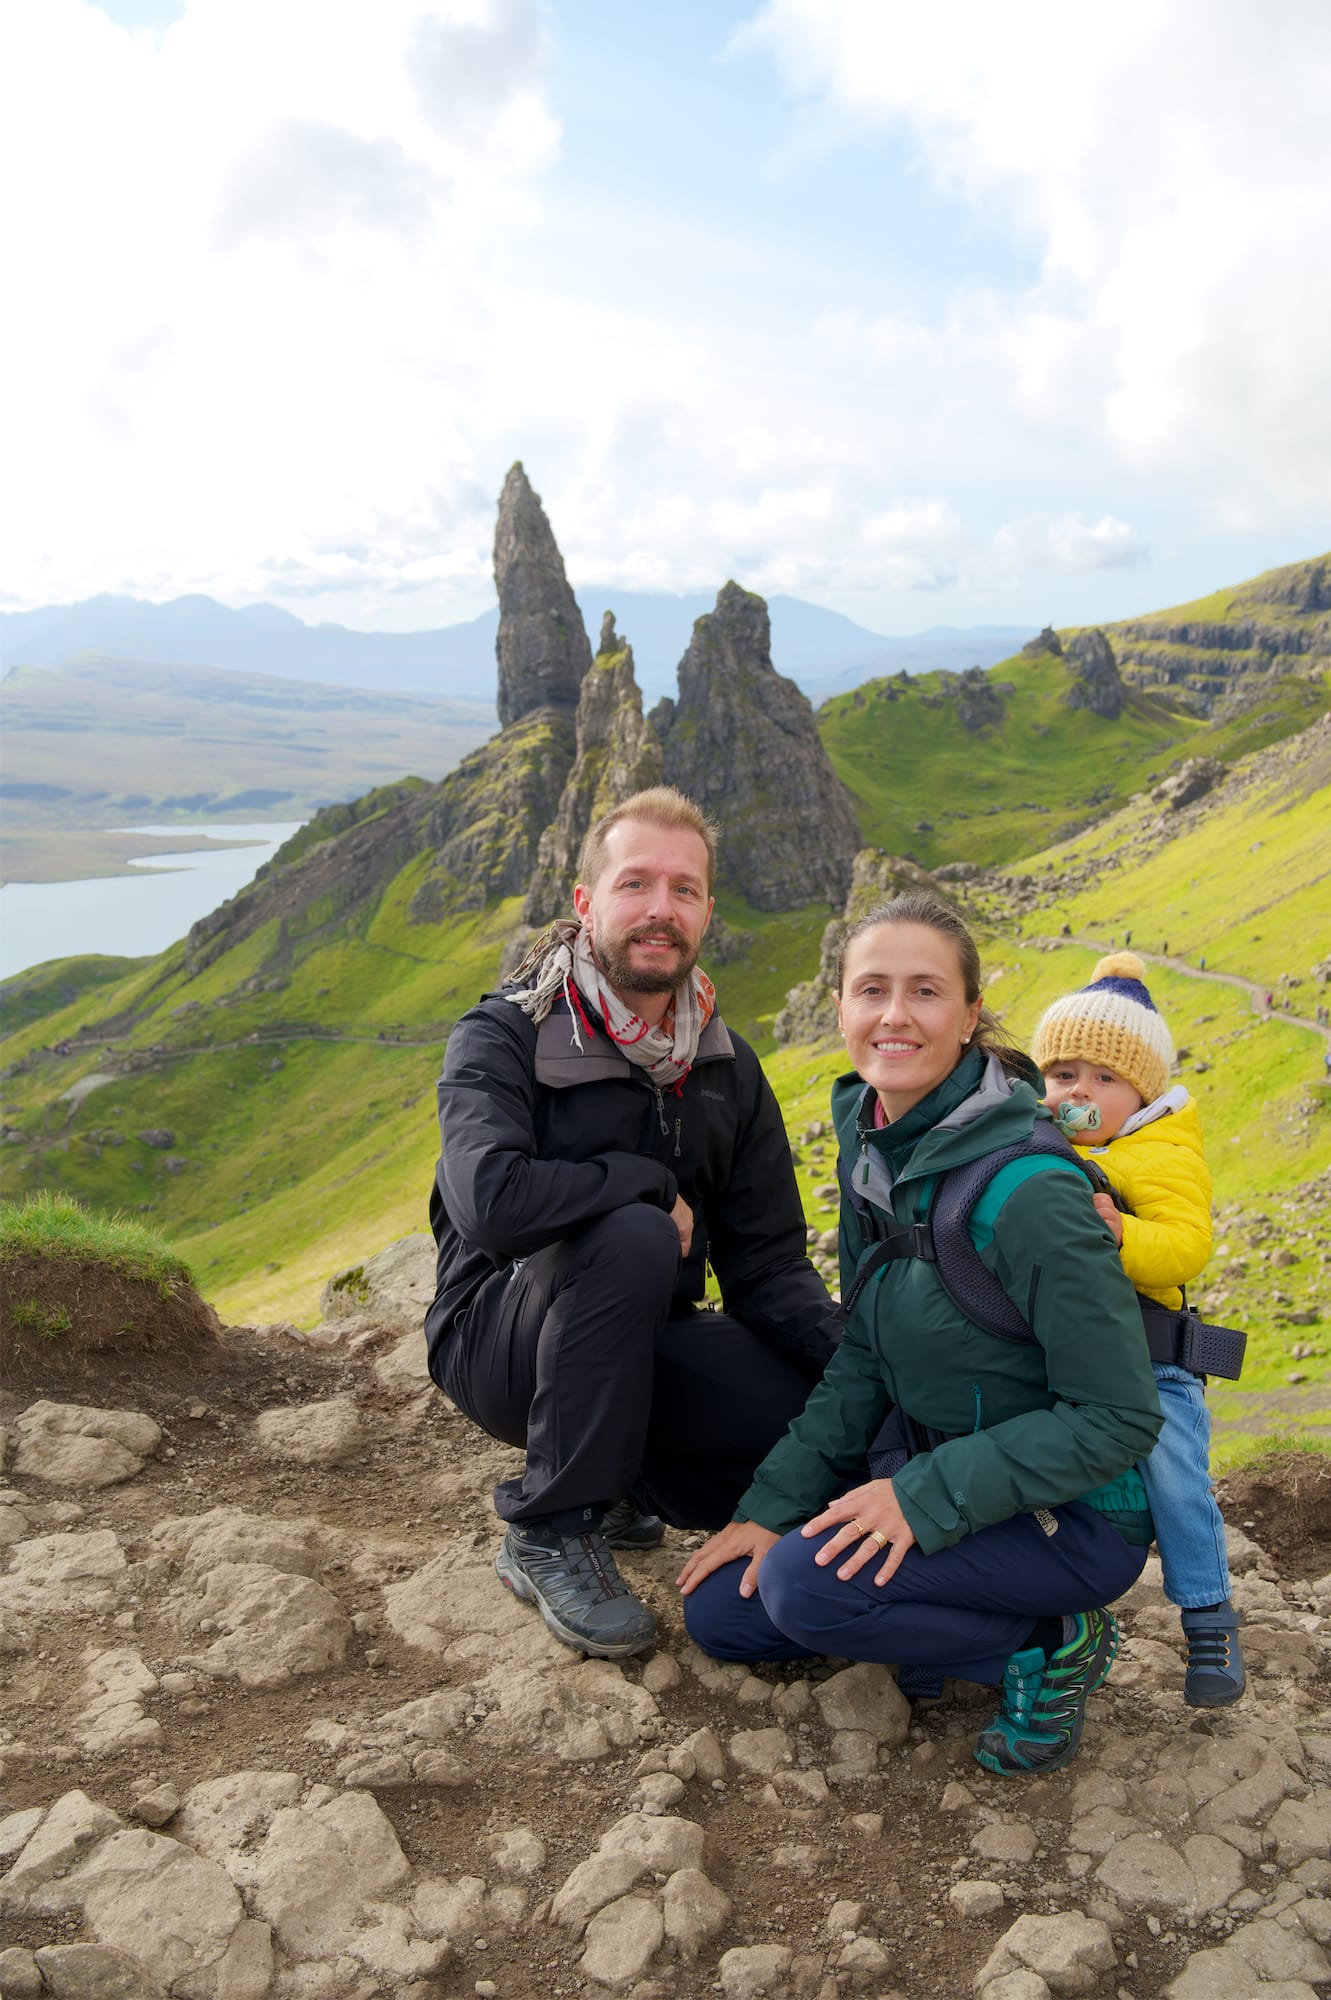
[0,0,557,610]
[745,0,1331,523]
[992,513,1148,577]
[0,0,1322,629]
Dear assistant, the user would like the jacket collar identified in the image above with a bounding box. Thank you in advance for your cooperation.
[836,1050,1045,1214]
[533,1000,735,1089]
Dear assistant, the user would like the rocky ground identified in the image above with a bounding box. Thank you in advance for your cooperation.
[2,1238,1330,2000]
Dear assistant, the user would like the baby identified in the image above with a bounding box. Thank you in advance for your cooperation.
[1032,952,1244,1708]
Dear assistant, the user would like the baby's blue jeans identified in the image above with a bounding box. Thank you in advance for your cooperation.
[1140,1362,1232,1609]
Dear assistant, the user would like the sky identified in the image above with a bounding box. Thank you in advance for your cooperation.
[3,0,1330,637]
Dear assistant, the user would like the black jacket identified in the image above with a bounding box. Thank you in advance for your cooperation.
[425,991,841,1379]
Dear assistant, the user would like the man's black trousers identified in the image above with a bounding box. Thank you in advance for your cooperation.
[432,1203,815,1529]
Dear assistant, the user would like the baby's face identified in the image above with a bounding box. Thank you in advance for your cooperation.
[1041,1058,1144,1143]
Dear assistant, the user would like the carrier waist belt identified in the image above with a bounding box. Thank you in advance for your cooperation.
[1136,1300,1246,1381]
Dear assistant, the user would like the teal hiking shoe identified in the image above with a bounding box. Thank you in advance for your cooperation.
[973,1608,1119,1776]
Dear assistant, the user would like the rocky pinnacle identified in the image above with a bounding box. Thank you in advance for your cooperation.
[494,463,592,729]
[653,581,860,911]
[1064,626,1128,719]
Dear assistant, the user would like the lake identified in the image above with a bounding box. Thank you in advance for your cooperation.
[0,822,305,983]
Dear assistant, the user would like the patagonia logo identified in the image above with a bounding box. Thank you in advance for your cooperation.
[1033,1508,1059,1536]
[701,1089,726,1101]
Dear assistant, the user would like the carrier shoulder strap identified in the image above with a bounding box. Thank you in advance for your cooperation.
[839,1127,1096,1328]
[928,1129,1098,1342]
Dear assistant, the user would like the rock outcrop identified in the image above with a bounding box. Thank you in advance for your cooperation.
[1064,628,1129,720]
[1151,755,1227,810]
[774,849,953,1045]
[522,614,665,923]
[407,708,576,920]
[180,486,864,979]
[1245,552,1331,612]
[1022,626,1064,658]
[652,583,860,911]
[494,462,592,729]
[939,664,1008,732]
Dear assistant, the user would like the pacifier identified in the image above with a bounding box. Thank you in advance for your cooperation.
[1054,1100,1101,1136]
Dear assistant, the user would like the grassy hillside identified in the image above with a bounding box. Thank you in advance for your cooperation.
[819,650,1196,870]
[996,708,1331,995]
[820,647,1328,876]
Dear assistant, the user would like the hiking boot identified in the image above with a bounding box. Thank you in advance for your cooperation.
[1181,1601,1245,1708]
[973,1608,1119,1776]
[601,1497,666,1549]
[495,1523,657,1660]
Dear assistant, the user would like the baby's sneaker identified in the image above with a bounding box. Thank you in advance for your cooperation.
[1180,1600,1245,1708]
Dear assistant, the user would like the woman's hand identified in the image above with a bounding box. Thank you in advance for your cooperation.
[677,1520,779,1599]
[1092,1191,1124,1246]
[802,1478,916,1587]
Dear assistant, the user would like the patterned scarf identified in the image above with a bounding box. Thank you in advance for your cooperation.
[505,918,716,1089]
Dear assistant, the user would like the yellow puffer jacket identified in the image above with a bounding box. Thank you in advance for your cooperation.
[1077,1094,1212,1310]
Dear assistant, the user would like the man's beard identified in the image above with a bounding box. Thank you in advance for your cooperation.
[593,922,700,996]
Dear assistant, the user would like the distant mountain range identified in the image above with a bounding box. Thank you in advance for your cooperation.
[0,590,1034,707]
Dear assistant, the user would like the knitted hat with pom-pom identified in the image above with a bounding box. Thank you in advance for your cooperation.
[1030,951,1174,1107]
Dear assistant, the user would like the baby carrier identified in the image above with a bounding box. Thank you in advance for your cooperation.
[840,1126,1246,1381]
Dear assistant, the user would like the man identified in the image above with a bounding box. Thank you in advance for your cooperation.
[424,786,840,1660]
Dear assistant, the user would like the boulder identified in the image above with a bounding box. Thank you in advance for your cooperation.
[11,1403,160,1488]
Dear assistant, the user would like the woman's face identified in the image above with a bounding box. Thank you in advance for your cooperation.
[836,921,983,1120]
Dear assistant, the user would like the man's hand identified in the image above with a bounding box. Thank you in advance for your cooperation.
[670,1193,694,1258]
[802,1478,917,1587]
[677,1520,779,1599]
[1092,1191,1124,1245]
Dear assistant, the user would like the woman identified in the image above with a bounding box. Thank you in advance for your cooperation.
[678,894,1163,1775]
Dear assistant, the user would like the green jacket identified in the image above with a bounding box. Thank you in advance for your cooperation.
[737,1049,1163,1555]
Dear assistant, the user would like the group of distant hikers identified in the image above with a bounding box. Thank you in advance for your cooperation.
[422,787,1247,1779]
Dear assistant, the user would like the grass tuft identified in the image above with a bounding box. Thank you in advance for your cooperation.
[1211,1431,1331,1475]
[0,1191,194,1291]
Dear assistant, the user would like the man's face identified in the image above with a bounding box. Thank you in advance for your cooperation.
[573,820,714,997]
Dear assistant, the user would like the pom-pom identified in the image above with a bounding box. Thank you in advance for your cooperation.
[1090,950,1146,984]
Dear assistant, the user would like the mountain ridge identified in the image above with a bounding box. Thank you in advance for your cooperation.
[1,587,1030,707]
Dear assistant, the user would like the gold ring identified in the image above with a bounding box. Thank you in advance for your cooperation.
[851,1518,867,1537]
[868,1529,888,1550]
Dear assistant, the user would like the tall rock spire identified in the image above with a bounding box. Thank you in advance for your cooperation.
[494,463,592,728]
[652,582,860,910]
[522,612,664,922]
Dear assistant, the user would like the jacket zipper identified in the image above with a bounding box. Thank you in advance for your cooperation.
[651,1087,683,1160]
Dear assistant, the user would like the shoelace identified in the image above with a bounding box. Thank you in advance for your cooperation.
[1001,1659,1046,1728]
[532,1532,629,1602]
